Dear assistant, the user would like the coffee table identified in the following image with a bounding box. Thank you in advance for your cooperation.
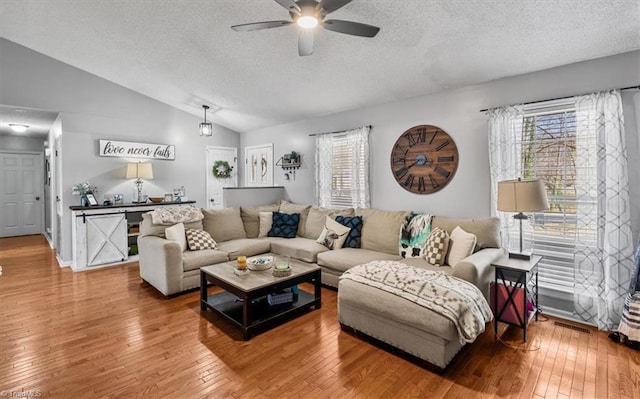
[200,254,321,339]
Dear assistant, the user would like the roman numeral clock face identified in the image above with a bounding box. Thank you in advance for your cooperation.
[390,125,459,194]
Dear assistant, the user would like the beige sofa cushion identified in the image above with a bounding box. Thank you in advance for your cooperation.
[258,212,273,237]
[356,208,409,255]
[317,248,402,273]
[165,222,187,252]
[279,200,311,237]
[265,237,330,263]
[202,207,247,242]
[432,216,500,251]
[216,238,271,260]
[139,213,203,238]
[303,207,354,239]
[182,249,228,272]
[240,204,279,238]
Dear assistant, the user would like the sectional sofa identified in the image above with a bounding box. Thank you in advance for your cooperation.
[138,201,503,368]
[138,200,503,298]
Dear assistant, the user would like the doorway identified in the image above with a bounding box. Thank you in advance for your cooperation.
[205,146,238,210]
[0,152,44,237]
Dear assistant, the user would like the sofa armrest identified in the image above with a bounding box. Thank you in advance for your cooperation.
[452,248,505,300]
[138,235,184,296]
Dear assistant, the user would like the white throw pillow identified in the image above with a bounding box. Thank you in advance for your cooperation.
[447,226,477,266]
[317,216,351,250]
[258,211,273,237]
[165,222,187,252]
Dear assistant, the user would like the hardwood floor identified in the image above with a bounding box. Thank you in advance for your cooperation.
[1,235,639,398]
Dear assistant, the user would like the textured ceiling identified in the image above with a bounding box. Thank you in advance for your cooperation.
[0,0,639,133]
[0,105,58,138]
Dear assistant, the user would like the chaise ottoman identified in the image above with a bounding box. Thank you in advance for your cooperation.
[337,261,492,369]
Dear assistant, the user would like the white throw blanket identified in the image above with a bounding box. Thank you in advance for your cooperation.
[340,261,493,344]
[149,206,203,225]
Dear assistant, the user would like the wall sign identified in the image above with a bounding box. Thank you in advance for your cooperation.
[99,140,175,160]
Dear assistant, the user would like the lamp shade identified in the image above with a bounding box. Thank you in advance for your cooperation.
[497,179,548,212]
[126,162,154,179]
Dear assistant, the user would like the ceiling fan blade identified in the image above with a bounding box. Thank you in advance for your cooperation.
[318,0,353,14]
[322,19,380,37]
[298,29,314,56]
[273,0,301,13]
[231,20,293,32]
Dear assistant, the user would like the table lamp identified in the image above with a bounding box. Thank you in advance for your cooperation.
[497,178,549,260]
[126,162,153,203]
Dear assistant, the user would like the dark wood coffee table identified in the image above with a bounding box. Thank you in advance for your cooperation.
[200,254,321,339]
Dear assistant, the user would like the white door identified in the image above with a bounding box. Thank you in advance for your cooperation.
[0,152,43,237]
[206,146,238,210]
[245,143,274,187]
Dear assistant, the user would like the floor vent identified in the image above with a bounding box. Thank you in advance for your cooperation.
[553,321,591,334]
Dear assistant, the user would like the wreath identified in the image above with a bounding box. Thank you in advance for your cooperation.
[212,160,233,179]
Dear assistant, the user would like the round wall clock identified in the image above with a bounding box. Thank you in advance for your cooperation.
[390,125,459,194]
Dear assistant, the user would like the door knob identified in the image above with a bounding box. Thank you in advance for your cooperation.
[210,198,215,202]
[35,196,40,200]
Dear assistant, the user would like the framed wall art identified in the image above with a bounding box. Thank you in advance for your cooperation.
[245,143,274,187]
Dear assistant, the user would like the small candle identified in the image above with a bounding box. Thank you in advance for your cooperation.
[276,262,288,270]
[237,256,247,270]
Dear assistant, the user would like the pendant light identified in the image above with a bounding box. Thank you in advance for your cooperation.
[199,105,213,136]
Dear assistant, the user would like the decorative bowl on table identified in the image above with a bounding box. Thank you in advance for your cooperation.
[148,197,164,203]
[247,255,273,271]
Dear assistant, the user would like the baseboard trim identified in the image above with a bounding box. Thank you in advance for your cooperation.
[56,255,71,268]
[44,233,55,249]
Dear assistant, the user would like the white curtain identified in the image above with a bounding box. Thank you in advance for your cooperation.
[573,90,635,329]
[487,105,524,252]
[314,126,370,208]
[314,133,333,207]
[346,126,370,208]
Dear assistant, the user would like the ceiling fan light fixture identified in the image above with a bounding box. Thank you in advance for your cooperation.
[199,105,213,137]
[9,123,29,133]
[297,15,318,28]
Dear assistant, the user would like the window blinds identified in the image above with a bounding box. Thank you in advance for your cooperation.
[514,104,597,292]
[329,134,368,208]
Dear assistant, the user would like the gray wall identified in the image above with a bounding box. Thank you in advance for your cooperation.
[0,38,241,263]
[241,51,640,243]
[0,135,46,152]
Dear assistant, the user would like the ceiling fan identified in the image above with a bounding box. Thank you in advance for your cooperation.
[231,0,380,56]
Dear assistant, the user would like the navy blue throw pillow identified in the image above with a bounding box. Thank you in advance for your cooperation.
[335,215,363,248]
[268,212,300,238]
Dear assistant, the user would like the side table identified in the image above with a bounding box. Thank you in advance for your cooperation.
[490,255,542,342]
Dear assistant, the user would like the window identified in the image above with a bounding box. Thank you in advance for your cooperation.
[314,126,370,208]
[515,104,597,292]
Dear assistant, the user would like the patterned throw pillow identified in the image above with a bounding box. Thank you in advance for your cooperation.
[424,227,450,266]
[399,213,433,258]
[317,216,351,250]
[185,229,217,251]
[335,215,363,248]
[268,212,300,238]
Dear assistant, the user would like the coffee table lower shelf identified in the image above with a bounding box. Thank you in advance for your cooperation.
[202,290,318,338]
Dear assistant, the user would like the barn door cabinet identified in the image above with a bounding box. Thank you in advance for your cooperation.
[70,201,195,271]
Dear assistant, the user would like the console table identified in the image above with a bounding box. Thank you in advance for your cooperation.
[69,201,195,271]
[490,255,542,342]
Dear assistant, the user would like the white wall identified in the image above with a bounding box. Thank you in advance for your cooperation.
[0,38,241,263]
[0,135,46,152]
[241,51,640,243]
